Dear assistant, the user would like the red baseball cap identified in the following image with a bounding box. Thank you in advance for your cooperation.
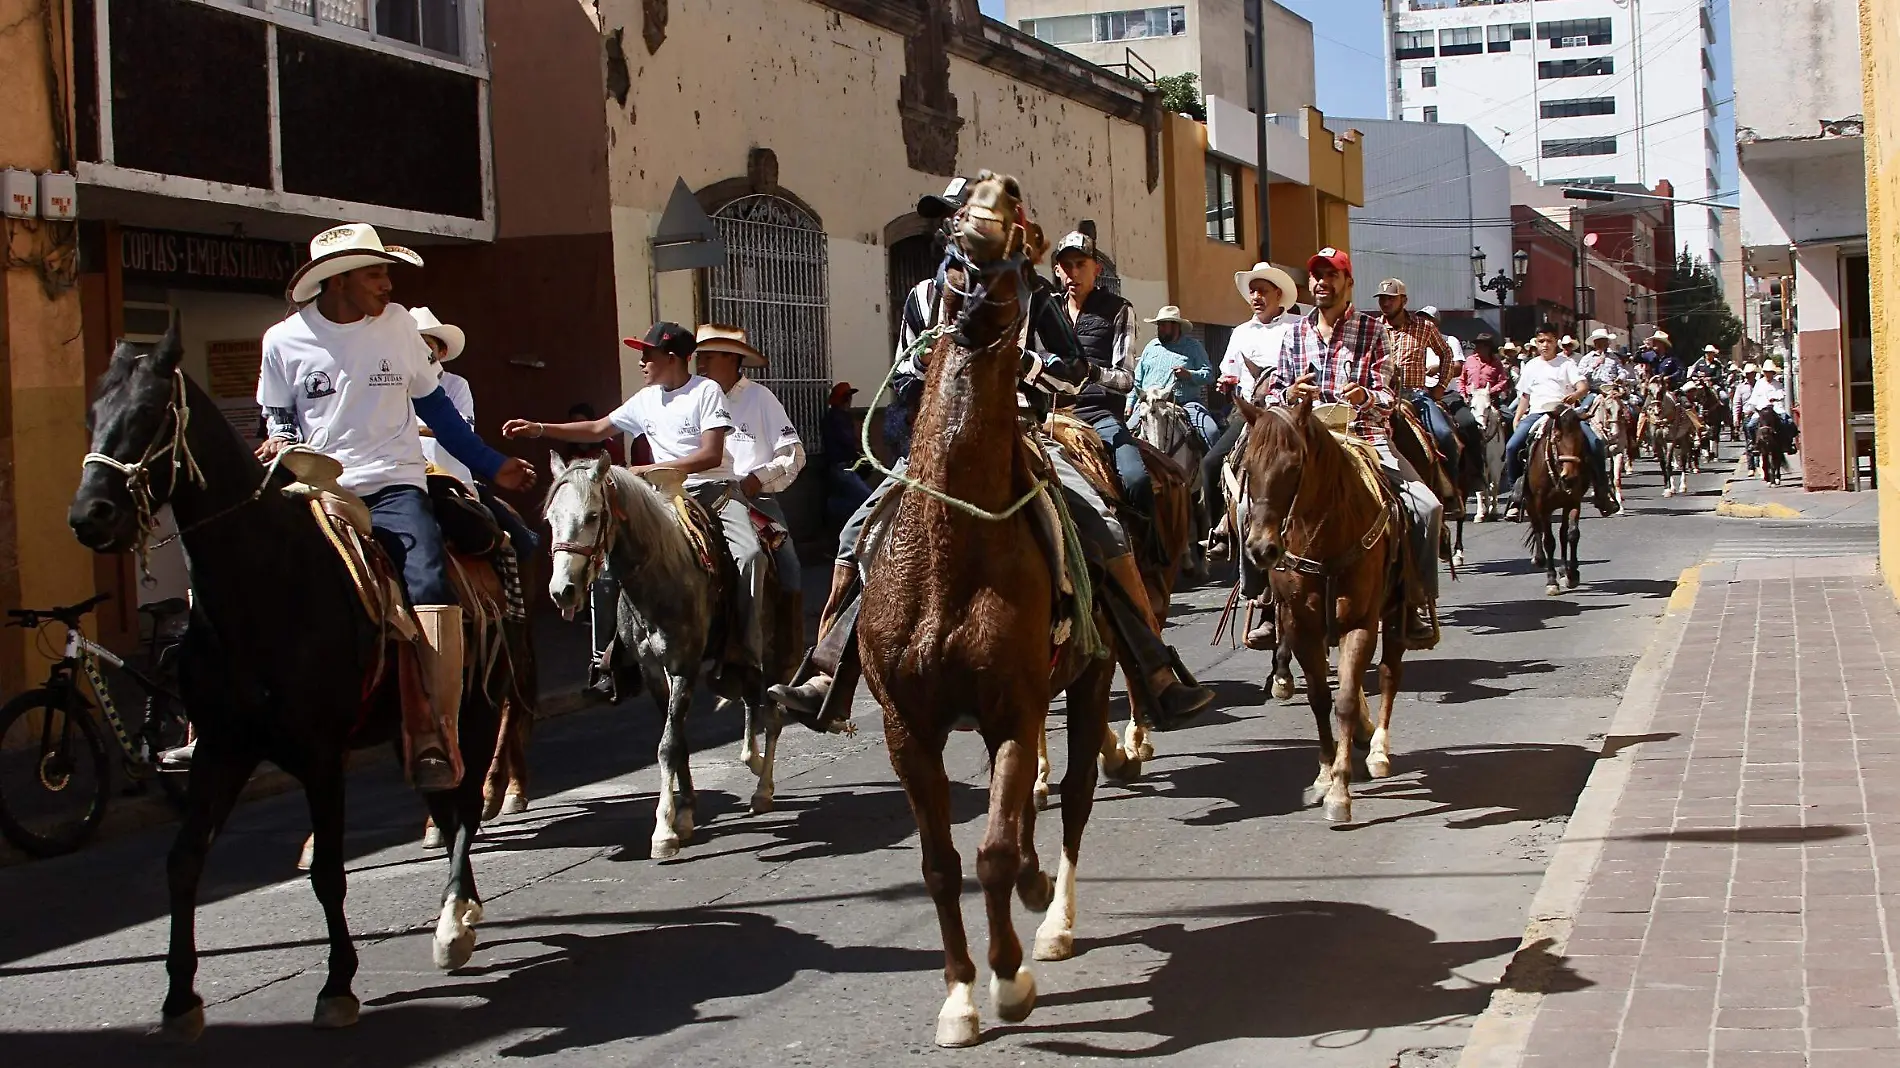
[1306,247,1352,278]
[623,321,696,358]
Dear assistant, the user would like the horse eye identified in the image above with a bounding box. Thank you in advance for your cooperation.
[583,511,600,524]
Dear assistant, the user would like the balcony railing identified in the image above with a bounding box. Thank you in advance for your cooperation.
[1408,0,1526,10]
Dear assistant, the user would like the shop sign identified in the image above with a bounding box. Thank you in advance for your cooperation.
[120,227,301,296]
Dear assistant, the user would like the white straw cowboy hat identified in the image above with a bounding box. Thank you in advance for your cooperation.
[1560,335,1578,348]
[694,323,766,368]
[1234,261,1298,306]
[409,307,465,362]
[1761,359,1781,373]
[1588,327,1616,344]
[1743,362,1759,374]
[1146,305,1191,326]
[287,223,423,303]
[1646,329,1671,346]
[1703,344,1721,354]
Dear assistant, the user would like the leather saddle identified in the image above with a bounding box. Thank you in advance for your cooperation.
[1042,411,1190,567]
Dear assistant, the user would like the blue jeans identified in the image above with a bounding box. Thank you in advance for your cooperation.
[1412,392,1459,466]
[1084,409,1153,515]
[364,484,455,607]
[1504,412,1606,489]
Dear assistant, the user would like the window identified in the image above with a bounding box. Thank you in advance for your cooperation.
[1025,6,1187,44]
[1205,157,1241,245]
[1439,26,1483,56]
[1394,29,1435,60]
[1541,136,1618,158]
[1423,106,1439,123]
[708,195,832,451]
[1022,14,1094,45]
[1486,24,1519,52]
[1536,18,1613,46]
[1420,66,1437,88]
[1539,56,1614,79]
[1540,96,1617,118]
[375,0,462,56]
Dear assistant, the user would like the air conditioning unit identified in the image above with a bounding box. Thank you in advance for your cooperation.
[121,302,177,345]
[1561,35,1587,48]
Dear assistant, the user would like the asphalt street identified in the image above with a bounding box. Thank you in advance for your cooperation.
[0,457,1733,1067]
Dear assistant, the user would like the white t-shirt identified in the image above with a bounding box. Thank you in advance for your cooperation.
[723,378,805,492]
[421,369,477,489]
[607,375,737,486]
[1518,355,1585,415]
[257,302,437,495]
[1747,379,1788,415]
[1220,314,1298,398]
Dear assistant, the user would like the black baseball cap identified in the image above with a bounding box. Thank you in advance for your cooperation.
[623,321,696,358]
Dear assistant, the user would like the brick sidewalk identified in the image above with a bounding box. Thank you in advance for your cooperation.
[1519,558,1900,1067]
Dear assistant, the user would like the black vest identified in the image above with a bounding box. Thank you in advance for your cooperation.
[1068,287,1128,416]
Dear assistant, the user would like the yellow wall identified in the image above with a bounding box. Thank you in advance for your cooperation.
[1,0,94,689]
[1866,0,1900,600]
[599,0,1169,398]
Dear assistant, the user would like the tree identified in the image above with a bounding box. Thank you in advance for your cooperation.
[1657,251,1745,357]
[1156,72,1206,122]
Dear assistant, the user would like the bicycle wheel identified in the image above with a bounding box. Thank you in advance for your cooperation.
[0,689,110,857]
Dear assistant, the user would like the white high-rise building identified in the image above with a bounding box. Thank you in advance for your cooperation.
[1386,0,1725,267]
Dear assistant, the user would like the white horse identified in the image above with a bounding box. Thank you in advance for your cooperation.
[1468,387,1508,522]
[1590,387,1636,512]
[543,456,789,857]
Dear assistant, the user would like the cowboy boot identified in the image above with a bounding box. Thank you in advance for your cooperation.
[1243,599,1276,651]
[412,605,465,793]
[1103,553,1213,731]
[769,563,859,728]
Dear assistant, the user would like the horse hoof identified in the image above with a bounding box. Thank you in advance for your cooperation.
[749,792,774,816]
[1566,576,1579,590]
[1323,798,1352,823]
[1032,783,1052,810]
[651,836,682,860]
[1366,755,1392,779]
[1452,551,1465,569]
[1019,870,1055,912]
[1105,757,1143,784]
[936,984,982,1048]
[1271,675,1295,701]
[312,995,360,1030]
[1131,741,1155,763]
[1034,929,1076,962]
[1663,488,1674,497]
[990,968,1037,1024]
[1546,584,1562,596]
[501,791,528,816]
[481,793,504,822]
[741,752,765,777]
[153,1005,205,1045]
[421,824,446,850]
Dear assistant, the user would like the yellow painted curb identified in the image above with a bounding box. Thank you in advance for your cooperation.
[1717,500,1804,520]
[1666,564,1701,615]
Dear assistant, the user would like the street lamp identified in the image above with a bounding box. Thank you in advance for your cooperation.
[1473,246,1529,303]
[1624,292,1637,346]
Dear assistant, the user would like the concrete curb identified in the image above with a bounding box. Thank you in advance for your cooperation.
[1456,563,1702,1068]
[1716,452,1806,520]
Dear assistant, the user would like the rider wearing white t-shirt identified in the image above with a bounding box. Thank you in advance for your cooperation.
[1502,327,1617,516]
[692,326,806,608]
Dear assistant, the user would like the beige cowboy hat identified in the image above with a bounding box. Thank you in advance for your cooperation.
[694,323,766,368]
[1560,335,1578,348]
[409,307,465,362]
[1587,327,1617,344]
[1146,305,1191,326]
[1742,362,1759,374]
[1761,359,1781,373]
[1703,344,1721,354]
[1645,329,1672,346]
[1500,340,1521,354]
[287,223,424,304]
[1234,261,1299,306]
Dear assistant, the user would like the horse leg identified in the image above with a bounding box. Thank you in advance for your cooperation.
[1324,629,1377,823]
[1565,508,1582,589]
[889,727,979,1047]
[1452,517,1466,570]
[651,671,695,859]
[501,698,530,815]
[748,692,782,815]
[480,696,513,822]
[977,720,1039,1027]
[427,695,494,974]
[737,690,765,777]
[1038,655,1112,962]
[160,741,261,1042]
[1291,623,1335,808]
[1543,519,1561,596]
[1367,612,1405,780]
[1032,726,1053,810]
[1122,713,1153,765]
[302,766,363,1027]
[1270,598,1297,701]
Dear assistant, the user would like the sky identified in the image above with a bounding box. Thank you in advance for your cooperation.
[977,0,1391,120]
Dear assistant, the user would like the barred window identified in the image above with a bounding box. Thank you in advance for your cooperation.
[1541,136,1618,158]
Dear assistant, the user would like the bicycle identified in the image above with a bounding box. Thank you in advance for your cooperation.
[0,593,191,858]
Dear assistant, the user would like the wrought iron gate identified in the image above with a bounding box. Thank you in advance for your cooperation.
[706,194,832,452]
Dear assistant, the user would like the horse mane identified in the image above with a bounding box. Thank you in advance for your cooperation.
[549,462,699,581]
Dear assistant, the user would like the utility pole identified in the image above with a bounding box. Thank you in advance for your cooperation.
[1254,0,1273,263]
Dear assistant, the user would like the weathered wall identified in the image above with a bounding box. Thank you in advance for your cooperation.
[1735,0,1864,142]
[1861,0,1900,598]
[599,0,1167,399]
[1,0,94,691]
[488,0,611,239]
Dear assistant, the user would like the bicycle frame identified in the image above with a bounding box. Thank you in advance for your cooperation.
[64,626,178,771]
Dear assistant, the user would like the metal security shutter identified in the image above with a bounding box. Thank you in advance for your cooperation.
[707,195,832,453]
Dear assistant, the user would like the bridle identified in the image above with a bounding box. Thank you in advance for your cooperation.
[1256,406,1389,577]
[81,364,288,577]
[545,465,628,589]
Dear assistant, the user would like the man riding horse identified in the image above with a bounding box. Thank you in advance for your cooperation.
[1742,359,1792,464]
[247,224,537,789]
[1131,305,1219,448]
[1375,278,1460,470]
[1207,261,1303,580]
[769,185,1213,734]
[1504,325,1619,520]
[1261,248,1442,647]
[1578,327,1638,396]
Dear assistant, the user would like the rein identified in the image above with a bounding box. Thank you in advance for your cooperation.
[545,467,631,588]
[82,368,289,578]
[1260,406,1388,577]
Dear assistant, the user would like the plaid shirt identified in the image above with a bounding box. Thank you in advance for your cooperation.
[1457,352,1511,397]
[1381,313,1452,394]
[1266,307,1395,443]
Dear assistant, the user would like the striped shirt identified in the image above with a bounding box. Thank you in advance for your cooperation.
[1381,313,1452,395]
[1265,307,1395,444]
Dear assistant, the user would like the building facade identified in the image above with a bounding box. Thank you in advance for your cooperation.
[1865,0,1900,598]
[1736,0,1870,491]
[1387,0,1725,268]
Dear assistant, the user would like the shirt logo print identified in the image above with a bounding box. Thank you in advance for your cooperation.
[367,356,406,388]
[305,371,336,399]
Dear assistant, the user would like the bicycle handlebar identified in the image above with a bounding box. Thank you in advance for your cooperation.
[6,592,112,628]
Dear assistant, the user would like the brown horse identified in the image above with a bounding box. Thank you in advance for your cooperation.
[859,173,1117,1047]
[1232,394,1406,823]
[1523,407,1590,595]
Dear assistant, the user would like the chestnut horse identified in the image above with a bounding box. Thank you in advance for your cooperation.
[1232,394,1407,824]
[859,173,1117,1047]
[1523,407,1591,595]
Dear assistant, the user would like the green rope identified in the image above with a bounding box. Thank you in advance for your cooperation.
[857,324,1050,522]
[1051,483,1109,660]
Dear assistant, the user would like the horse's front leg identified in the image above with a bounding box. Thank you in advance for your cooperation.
[977,718,1041,1028]
[1565,507,1582,589]
[424,783,484,972]
[1038,651,1113,963]
[886,720,978,1047]
[1543,520,1562,596]
[160,741,262,1042]
[651,670,696,859]
[1368,610,1405,779]
[304,766,365,1025]
[748,691,782,815]
[1323,628,1377,823]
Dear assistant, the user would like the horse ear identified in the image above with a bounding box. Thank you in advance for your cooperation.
[1232,391,1262,425]
[589,453,612,478]
[1295,392,1314,423]
[549,450,568,478]
[151,324,184,374]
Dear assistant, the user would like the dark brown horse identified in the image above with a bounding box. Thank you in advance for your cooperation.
[1523,406,1590,595]
[1232,395,1406,823]
[859,173,1117,1047]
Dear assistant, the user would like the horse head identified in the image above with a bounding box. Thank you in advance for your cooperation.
[1550,407,1588,481]
[70,327,196,553]
[543,451,617,620]
[1231,391,1314,570]
[938,171,1028,359]
[1470,387,1498,431]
